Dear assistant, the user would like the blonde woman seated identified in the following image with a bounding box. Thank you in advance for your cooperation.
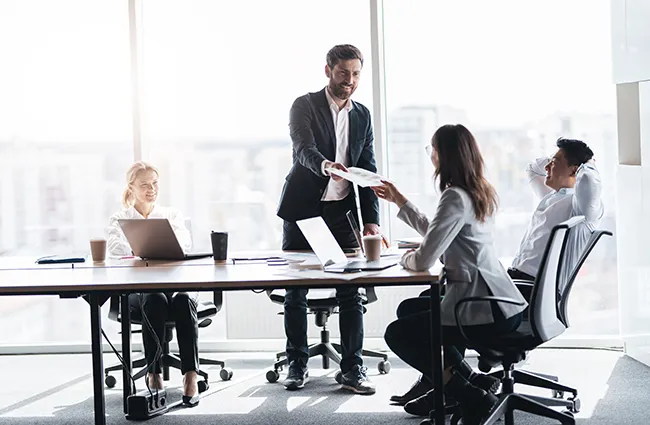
[107,161,201,407]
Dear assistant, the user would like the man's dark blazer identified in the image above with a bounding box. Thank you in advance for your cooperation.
[276,88,380,226]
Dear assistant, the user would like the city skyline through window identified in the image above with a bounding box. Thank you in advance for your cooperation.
[0,0,618,345]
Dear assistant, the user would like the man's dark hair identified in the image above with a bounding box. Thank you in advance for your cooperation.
[556,137,594,166]
[326,44,364,69]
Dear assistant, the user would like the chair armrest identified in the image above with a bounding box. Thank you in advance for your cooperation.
[453,296,526,353]
[513,281,534,304]
[363,287,378,304]
[512,279,535,304]
[108,295,120,322]
[265,289,285,305]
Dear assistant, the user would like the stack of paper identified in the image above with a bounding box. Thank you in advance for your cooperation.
[288,258,323,270]
[396,237,422,249]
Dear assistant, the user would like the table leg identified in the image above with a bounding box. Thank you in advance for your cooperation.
[89,293,107,425]
[429,281,445,425]
[121,294,132,413]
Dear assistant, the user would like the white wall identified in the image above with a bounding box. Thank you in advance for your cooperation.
[612,0,650,366]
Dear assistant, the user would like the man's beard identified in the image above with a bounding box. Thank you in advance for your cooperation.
[330,82,354,100]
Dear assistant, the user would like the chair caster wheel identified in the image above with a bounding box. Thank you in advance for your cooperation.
[334,370,343,384]
[378,360,391,374]
[561,409,575,418]
[220,367,234,381]
[266,370,280,383]
[569,397,581,413]
[198,380,210,393]
[105,375,117,388]
[450,412,462,425]
[552,390,565,398]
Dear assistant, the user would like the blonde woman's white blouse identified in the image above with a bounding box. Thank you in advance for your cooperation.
[107,205,192,257]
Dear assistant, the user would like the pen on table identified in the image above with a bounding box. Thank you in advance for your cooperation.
[231,257,282,263]
[121,256,135,259]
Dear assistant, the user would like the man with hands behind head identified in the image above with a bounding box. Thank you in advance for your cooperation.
[276,44,385,395]
[390,137,604,415]
[508,137,604,282]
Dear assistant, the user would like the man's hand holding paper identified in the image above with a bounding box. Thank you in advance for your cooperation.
[322,160,348,182]
[325,166,385,187]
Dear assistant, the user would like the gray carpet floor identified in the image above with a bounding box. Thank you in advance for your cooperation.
[0,348,646,424]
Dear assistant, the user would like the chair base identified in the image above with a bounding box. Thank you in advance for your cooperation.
[266,340,389,383]
[104,353,230,388]
[479,393,575,425]
[512,369,578,398]
[447,368,579,425]
[487,368,578,406]
[273,342,389,369]
[273,341,342,371]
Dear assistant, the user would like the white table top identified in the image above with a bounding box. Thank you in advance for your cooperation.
[0,255,441,295]
[0,250,341,270]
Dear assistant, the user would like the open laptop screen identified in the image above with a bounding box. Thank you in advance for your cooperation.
[295,217,348,266]
[345,210,364,255]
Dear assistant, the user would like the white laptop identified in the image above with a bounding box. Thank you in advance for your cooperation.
[296,216,398,273]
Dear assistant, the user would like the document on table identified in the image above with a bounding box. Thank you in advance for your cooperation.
[325,167,386,187]
[396,237,422,249]
[275,270,382,281]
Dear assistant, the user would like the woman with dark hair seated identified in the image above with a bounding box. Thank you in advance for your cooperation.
[372,124,527,425]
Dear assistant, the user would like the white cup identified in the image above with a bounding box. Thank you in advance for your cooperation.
[362,234,382,262]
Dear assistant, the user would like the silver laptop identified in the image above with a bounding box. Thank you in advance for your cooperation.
[296,216,398,273]
[118,218,212,261]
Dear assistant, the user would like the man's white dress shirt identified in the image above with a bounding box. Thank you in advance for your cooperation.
[511,158,604,278]
[320,87,352,201]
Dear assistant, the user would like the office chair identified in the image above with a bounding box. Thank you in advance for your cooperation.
[497,227,613,406]
[104,218,232,389]
[265,287,390,383]
[445,217,598,425]
[103,291,233,390]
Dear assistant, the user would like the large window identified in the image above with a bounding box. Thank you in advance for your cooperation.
[140,0,374,254]
[139,0,379,340]
[383,0,618,337]
[0,0,620,347]
[0,0,132,343]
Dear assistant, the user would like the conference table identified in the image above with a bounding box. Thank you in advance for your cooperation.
[0,254,445,425]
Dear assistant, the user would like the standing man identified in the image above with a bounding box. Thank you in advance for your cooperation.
[276,44,382,395]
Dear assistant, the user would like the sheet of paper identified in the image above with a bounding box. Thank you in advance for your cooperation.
[275,269,382,281]
[325,166,385,187]
[288,258,323,270]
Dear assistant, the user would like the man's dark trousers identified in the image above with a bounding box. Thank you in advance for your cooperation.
[282,193,364,373]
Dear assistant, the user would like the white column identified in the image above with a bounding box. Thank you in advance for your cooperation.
[368,0,391,237]
[128,0,144,161]
[612,0,650,366]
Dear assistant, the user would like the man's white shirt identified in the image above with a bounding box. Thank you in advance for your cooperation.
[320,87,352,201]
[511,158,604,277]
